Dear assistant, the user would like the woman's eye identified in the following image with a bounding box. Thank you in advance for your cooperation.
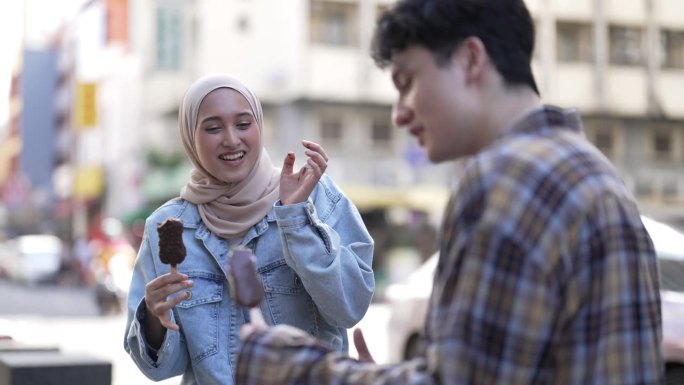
[205,126,221,132]
[237,121,252,129]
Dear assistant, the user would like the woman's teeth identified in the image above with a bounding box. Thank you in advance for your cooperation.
[219,151,245,161]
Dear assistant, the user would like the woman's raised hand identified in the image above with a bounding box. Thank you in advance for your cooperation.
[279,140,329,205]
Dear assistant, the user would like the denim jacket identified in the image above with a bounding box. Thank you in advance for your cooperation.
[124,174,375,385]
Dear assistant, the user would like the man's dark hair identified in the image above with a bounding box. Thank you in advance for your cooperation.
[371,0,539,95]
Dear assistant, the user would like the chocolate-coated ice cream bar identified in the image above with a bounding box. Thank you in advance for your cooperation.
[157,218,186,273]
[228,246,265,308]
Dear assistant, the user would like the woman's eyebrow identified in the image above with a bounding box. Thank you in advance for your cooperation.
[235,111,254,119]
[199,116,221,125]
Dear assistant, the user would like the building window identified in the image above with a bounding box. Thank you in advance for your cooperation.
[592,129,615,159]
[371,116,392,145]
[609,25,644,66]
[156,6,183,70]
[310,1,358,47]
[652,131,673,162]
[237,14,250,33]
[320,113,343,142]
[661,29,684,69]
[556,21,593,63]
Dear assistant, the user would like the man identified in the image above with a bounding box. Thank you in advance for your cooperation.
[235,0,665,383]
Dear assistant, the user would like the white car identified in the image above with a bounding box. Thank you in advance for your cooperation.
[385,216,684,383]
[0,234,63,284]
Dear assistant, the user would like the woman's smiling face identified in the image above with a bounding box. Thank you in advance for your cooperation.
[194,87,262,184]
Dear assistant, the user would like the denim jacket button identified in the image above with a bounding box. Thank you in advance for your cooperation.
[185,291,193,301]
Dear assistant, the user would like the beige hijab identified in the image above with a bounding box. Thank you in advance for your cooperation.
[179,73,280,238]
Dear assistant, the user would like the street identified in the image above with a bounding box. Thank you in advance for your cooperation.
[0,279,390,385]
[0,280,179,384]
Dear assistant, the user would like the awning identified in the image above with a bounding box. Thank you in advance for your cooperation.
[341,184,450,214]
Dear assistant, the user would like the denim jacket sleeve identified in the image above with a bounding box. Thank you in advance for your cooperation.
[274,174,375,327]
[123,223,189,381]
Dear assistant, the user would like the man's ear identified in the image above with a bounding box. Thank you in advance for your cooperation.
[455,36,487,83]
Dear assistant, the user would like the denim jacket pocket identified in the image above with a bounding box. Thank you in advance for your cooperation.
[175,271,224,364]
[259,259,303,294]
[259,260,315,332]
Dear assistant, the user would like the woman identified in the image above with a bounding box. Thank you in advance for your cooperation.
[124,73,375,384]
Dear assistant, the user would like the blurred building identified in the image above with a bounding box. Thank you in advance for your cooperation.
[528,0,684,223]
[130,0,452,218]
[2,0,683,244]
[131,0,684,224]
[0,0,142,242]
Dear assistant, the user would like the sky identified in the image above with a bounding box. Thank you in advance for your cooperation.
[0,1,23,127]
[0,0,88,128]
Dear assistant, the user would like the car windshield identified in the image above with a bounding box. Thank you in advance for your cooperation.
[641,216,684,293]
[659,257,684,293]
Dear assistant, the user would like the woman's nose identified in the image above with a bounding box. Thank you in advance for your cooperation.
[392,103,412,128]
[222,129,239,146]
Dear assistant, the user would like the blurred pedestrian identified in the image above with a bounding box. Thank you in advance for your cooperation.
[124,73,375,385]
[235,1,664,384]
[72,236,93,285]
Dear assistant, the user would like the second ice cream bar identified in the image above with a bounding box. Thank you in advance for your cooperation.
[157,218,186,273]
[228,247,265,308]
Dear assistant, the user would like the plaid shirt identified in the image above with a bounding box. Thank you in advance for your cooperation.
[236,106,665,385]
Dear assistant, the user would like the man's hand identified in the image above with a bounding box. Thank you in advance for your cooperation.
[279,140,328,205]
[353,328,376,363]
[239,320,269,340]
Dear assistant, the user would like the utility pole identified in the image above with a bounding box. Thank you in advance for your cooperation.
[593,0,607,113]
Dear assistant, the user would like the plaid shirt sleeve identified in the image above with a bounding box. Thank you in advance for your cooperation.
[236,324,435,385]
